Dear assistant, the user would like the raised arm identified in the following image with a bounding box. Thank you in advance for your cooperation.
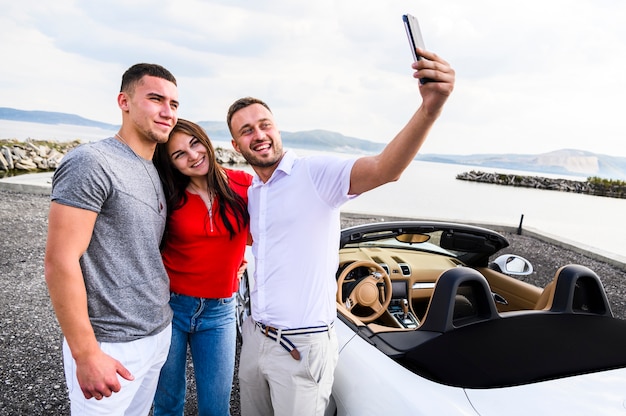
[349,48,455,195]
[44,202,133,400]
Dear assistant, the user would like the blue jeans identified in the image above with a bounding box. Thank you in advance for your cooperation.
[153,293,236,416]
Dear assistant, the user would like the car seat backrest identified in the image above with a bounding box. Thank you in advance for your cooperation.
[537,264,613,317]
[419,267,500,333]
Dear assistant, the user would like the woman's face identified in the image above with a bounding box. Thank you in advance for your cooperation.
[166,131,210,178]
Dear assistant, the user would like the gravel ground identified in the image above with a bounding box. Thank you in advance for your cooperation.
[1,189,625,415]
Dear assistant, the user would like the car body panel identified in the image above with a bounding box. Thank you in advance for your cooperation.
[465,368,626,415]
[332,318,478,416]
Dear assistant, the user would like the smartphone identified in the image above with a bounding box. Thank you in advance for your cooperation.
[402,14,432,83]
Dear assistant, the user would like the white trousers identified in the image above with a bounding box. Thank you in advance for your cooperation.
[62,324,172,416]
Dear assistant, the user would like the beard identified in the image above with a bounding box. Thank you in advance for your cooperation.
[239,141,284,168]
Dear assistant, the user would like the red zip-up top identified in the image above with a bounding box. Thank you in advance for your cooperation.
[161,169,252,298]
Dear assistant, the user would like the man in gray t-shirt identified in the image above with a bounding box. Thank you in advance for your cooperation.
[44,63,179,415]
[51,138,171,341]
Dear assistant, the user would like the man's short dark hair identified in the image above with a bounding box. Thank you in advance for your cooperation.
[120,63,177,94]
[226,97,272,133]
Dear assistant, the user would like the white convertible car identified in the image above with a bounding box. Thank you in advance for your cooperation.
[238,221,626,415]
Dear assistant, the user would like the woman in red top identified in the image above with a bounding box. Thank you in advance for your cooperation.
[152,119,252,416]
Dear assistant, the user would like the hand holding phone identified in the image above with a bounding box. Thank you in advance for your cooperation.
[402,14,432,84]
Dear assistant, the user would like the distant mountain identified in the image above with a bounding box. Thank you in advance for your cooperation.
[2,107,625,180]
[0,107,119,130]
[281,130,385,154]
[416,150,626,180]
[196,123,384,154]
[196,121,232,142]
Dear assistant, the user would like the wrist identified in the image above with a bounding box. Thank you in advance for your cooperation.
[68,336,101,363]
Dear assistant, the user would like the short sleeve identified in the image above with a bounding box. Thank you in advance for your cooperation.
[51,145,112,213]
[306,155,357,208]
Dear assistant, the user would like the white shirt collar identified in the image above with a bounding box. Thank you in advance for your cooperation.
[251,149,299,186]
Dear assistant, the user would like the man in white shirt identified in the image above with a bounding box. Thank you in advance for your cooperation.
[228,48,455,416]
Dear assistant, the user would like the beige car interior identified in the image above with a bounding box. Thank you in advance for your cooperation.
[336,243,611,334]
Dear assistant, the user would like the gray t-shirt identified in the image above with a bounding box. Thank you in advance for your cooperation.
[51,137,172,342]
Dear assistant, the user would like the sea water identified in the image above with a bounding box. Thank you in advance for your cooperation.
[342,160,626,261]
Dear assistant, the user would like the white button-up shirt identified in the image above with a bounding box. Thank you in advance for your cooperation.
[248,150,357,329]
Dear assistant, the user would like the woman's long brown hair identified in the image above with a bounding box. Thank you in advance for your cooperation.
[153,119,249,239]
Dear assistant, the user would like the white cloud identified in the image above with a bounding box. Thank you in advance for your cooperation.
[1,0,625,156]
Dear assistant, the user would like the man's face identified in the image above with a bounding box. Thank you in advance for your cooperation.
[230,103,284,171]
[121,75,179,144]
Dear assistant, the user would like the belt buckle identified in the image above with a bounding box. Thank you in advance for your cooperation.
[258,322,301,361]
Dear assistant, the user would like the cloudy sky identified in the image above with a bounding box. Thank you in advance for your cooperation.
[1,0,625,156]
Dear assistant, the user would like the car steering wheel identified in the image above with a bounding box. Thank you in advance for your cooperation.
[336,260,392,323]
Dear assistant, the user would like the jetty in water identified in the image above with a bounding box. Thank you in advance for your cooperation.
[456,170,626,199]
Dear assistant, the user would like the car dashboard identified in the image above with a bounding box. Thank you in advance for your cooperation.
[338,245,463,328]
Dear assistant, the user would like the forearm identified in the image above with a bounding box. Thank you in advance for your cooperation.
[45,258,133,398]
[45,261,99,360]
[378,104,440,179]
[350,104,439,195]
[44,202,100,359]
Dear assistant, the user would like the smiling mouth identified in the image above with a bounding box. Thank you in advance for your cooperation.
[191,157,205,168]
[156,121,173,129]
[253,142,271,152]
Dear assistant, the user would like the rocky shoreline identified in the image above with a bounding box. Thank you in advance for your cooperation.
[0,139,246,176]
[0,139,78,172]
[457,170,626,199]
[1,189,625,415]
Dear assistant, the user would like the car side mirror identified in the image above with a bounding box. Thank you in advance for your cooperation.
[491,254,534,276]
